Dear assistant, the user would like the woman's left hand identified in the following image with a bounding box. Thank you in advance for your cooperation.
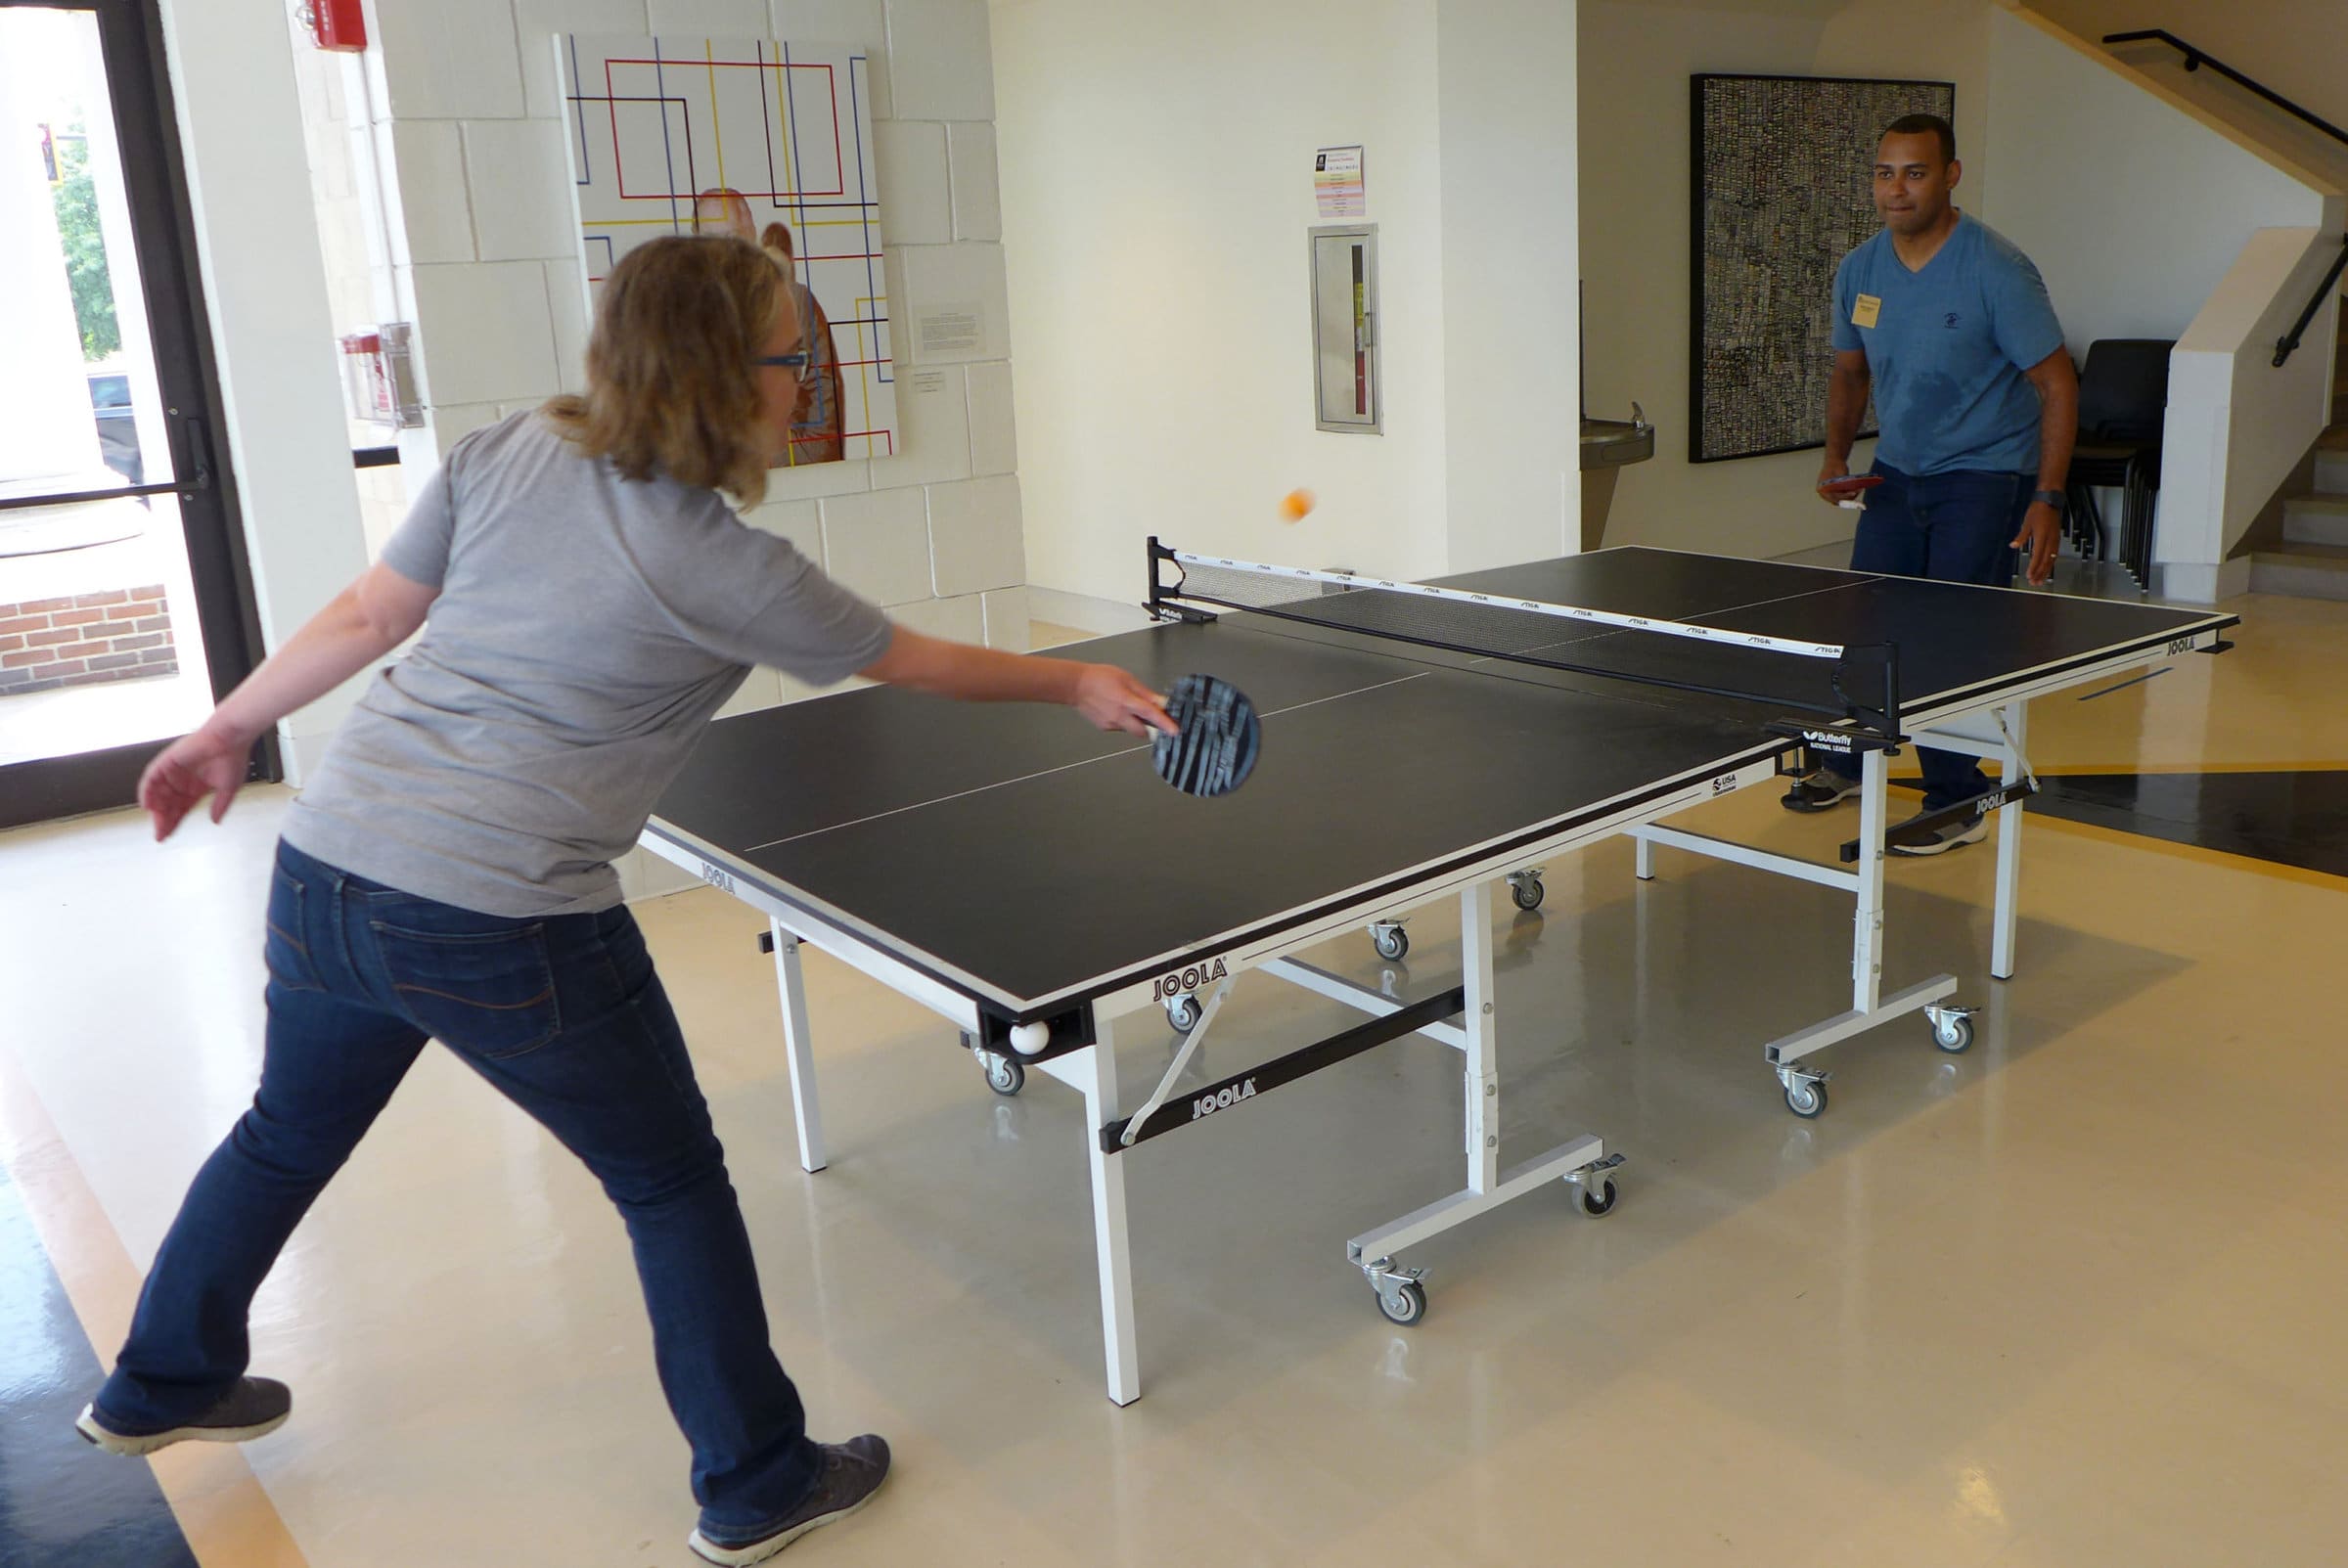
[138,719,260,840]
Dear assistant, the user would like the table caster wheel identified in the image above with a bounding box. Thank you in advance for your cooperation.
[1375,1278,1426,1325]
[1931,1011,1974,1053]
[1784,1078,1828,1119]
[983,1053,1024,1096]
[1509,875,1545,912]
[1372,923,1409,962]
[1165,995,1202,1032]
[1575,1178,1618,1217]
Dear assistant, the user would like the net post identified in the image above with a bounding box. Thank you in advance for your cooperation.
[1144,536,1173,617]
[1831,641,1904,743]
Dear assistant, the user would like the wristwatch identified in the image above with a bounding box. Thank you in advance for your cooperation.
[2031,488,2067,514]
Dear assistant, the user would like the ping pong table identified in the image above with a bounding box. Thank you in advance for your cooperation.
[644,543,2235,1404]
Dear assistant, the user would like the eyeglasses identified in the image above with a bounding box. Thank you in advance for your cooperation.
[755,351,817,386]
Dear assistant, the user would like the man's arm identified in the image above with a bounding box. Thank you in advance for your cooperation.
[1819,348,1873,498]
[137,561,440,838]
[2012,347,2078,585]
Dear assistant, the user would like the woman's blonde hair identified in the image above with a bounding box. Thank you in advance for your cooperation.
[545,235,794,505]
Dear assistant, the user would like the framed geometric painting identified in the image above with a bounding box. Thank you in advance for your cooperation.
[558,33,898,464]
[1689,73,1955,463]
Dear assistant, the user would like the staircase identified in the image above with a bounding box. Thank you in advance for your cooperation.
[2247,302,2348,600]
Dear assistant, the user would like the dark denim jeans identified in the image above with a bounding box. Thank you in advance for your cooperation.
[1827,461,2032,811]
[97,838,819,1544]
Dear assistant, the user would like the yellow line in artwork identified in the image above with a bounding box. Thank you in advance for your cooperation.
[704,43,726,195]
[771,51,797,216]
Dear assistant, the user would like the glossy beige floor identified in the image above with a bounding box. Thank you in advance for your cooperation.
[4,591,2346,1568]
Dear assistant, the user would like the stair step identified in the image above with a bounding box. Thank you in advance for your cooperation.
[2284,493,2348,547]
[2251,545,2348,600]
[2318,450,2348,492]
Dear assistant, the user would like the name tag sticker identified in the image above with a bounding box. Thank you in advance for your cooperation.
[1852,293,1881,330]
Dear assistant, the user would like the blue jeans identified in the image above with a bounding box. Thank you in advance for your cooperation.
[97,839,819,1544]
[1827,461,2031,811]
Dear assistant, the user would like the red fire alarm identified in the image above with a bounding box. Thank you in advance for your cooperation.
[299,0,367,51]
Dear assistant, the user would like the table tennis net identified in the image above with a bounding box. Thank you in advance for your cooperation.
[1152,549,1900,741]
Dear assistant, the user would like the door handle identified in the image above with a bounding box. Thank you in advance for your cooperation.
[179,413,215,493]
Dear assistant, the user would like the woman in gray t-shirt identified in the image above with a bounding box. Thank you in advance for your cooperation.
[76,236,1171,1566]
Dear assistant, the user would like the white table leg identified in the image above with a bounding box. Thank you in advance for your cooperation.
[770,920,827,1174]
[1462,881,1498,1192]
[1992,700,2027,980]
[1853,746,1889,1013]
[1080,1023,1141,1405]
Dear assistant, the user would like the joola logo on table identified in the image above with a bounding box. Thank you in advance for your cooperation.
[1191,1078,1257,1120]
[1152,958,1229,1001]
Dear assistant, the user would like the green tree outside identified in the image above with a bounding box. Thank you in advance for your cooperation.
[51,126,120,363]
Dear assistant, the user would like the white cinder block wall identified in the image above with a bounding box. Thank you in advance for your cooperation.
[353,0,1021,898]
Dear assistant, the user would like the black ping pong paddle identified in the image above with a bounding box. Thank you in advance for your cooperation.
[1153,674,1260,798]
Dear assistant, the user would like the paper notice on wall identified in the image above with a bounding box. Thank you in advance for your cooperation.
[908,368,948,396]
[918,304,985,360]
[1314,146,1364,217]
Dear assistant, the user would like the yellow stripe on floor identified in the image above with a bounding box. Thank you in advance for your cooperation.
[0,1047,309,1568]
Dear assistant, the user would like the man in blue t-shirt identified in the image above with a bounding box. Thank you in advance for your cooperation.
[1784,112,2078,853]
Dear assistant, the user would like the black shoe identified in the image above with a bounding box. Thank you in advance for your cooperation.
[1887,816,1989,857]
[76,1377,292,1456]
[1782,770,1862,813]
[689,1436,892,1565]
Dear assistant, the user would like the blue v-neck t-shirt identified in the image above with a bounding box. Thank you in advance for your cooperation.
[1830,212,2065,476]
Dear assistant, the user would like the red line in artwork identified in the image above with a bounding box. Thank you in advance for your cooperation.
[603,56,846,198]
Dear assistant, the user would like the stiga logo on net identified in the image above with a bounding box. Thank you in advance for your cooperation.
[1152,957,1229,1002]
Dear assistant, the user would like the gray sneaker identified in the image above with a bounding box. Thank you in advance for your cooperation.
[688,1436,892,1565]
[75,1377,292,1456]
[1782,769,1862,813]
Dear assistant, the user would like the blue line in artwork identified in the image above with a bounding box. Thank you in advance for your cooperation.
[568,34,590,184]
[653,40,681,229]
[848,55,889,385]
[783,41,806,252]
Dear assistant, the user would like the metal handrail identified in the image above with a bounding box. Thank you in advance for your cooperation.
[2103,29,2348,148]
[2102,30,2348,369]
[2274,233,2348,369]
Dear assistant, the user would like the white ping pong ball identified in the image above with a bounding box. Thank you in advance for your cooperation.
[1011,1021,1052,1056]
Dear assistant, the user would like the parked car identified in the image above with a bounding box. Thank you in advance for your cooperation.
[87,364,142,488]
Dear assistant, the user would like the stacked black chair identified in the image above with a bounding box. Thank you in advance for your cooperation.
[2065,338,2173,589]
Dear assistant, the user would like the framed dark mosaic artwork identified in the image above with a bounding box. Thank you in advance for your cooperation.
[1690,73,1956,463]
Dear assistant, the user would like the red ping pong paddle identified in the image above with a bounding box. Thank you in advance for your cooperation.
[1818,474,1884,497]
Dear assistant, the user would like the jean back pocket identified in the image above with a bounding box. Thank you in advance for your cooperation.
[370,919,561,1059]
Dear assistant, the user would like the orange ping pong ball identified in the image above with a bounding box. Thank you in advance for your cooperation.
[1280,488,1316,521]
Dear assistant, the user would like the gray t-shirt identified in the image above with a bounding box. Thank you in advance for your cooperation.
[282,409,894,917]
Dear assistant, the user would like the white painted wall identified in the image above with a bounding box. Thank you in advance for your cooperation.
[1979,6,2341,602]
[2026,0,2348,188]
[2161,228,2345,602]
[1437,3,1580,573]
[158,0,374,782]
[993,0,1448,612]
[1576,0,1996,561]
[1979,8,2335,358]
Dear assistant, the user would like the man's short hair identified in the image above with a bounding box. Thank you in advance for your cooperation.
[1879,112,1956,164]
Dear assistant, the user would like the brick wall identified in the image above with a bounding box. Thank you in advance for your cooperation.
[0,587,180,695]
